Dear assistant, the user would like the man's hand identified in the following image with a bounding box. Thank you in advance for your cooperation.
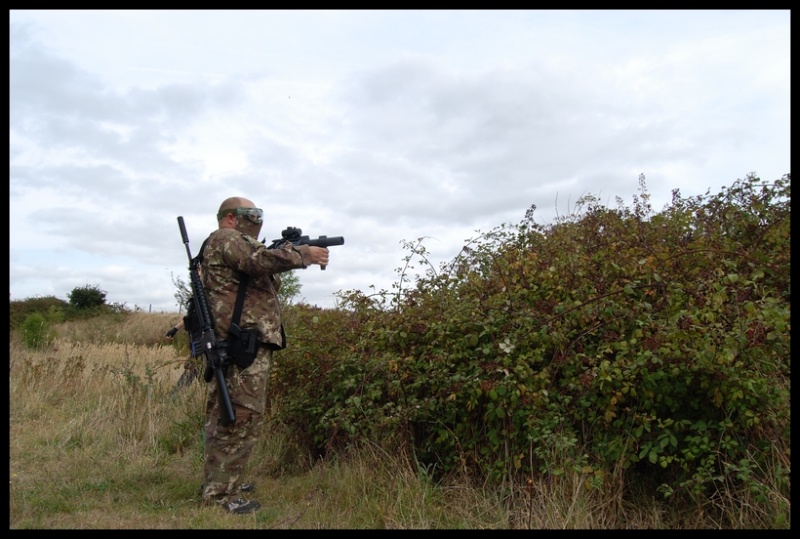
[308,246,330,267]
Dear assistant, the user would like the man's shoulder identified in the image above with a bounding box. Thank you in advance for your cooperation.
[207,227,239,245]
[207,228,262,254]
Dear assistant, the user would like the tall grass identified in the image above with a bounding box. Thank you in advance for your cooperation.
[9,312,789,529]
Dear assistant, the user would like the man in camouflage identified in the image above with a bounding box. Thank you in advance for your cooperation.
[198,196,330,514]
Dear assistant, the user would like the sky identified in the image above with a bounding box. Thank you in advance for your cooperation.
[9,10,791,313]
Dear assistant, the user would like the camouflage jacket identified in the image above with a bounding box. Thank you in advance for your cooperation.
[199,227,313,348]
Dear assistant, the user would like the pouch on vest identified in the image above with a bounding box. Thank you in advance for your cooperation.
[226,323,259,369]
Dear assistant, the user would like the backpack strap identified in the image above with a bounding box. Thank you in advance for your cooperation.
[230,273,249,328]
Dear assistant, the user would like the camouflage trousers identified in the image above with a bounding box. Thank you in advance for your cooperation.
[201,346,273,502]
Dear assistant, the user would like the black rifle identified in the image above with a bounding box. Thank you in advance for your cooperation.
[265,226,344,270]
[177,216,236,426]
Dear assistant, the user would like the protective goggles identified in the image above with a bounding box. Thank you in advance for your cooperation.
[217,207,264,224]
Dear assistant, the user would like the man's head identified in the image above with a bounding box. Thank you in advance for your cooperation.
[216,196,264,238]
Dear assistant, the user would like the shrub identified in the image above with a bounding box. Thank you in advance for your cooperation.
[9,296,69,330]
[20,312,57,350]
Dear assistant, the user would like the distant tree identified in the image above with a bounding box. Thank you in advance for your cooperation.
[171,270,302,311]
[67,284,107,310]
[278,271,302,305]
[171,272,192,312]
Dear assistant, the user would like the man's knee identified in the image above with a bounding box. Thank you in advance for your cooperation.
[233,403,263,427]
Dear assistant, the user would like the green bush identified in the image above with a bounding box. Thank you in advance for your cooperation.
[20,312,57,350]
[273,173,790,506]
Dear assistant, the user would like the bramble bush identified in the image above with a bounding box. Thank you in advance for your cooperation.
[273,173,790,508]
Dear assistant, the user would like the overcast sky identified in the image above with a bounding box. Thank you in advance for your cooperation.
[9,10,790,312]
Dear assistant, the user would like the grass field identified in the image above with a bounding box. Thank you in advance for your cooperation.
[9,312,790,529]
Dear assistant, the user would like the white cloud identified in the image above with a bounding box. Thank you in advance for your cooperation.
[9,9,790,312]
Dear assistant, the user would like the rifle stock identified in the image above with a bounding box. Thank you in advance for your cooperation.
[178,216,236,426]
